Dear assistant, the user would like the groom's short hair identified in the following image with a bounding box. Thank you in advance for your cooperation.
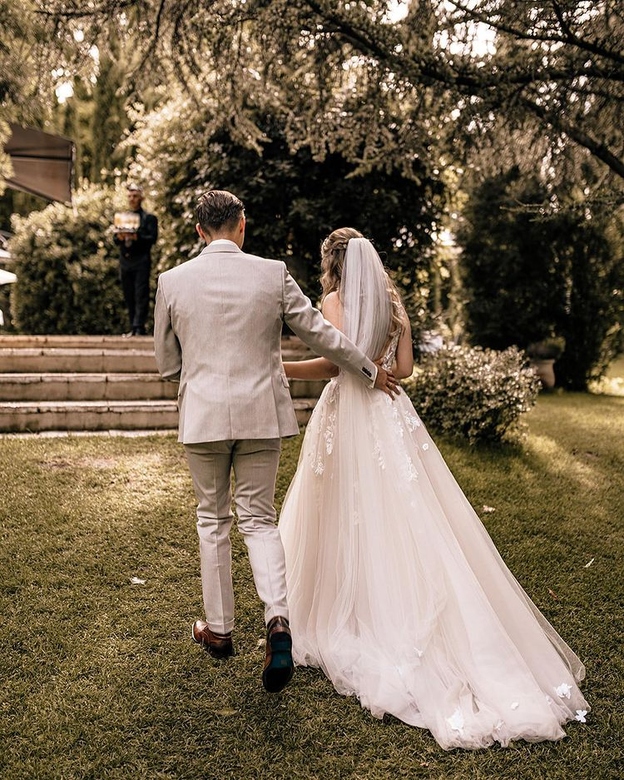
[196,190,245,234]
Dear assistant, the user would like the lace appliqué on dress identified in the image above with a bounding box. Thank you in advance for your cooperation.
[385,393,419,482]
[308,379,340,476]
[404,410,421,431]
[324,406,337,455]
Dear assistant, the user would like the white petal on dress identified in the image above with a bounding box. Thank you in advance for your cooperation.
[279,340,589,750]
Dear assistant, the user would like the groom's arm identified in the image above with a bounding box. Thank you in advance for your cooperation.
[153,276,182,381]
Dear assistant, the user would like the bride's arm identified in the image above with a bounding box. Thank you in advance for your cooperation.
[393,317,414,379]
[283,292,342,380]
[283,357,339,379]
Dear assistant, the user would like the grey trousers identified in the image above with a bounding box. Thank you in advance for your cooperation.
[184,438,288,634]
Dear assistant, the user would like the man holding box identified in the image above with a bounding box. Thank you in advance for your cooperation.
[113,183,158,336]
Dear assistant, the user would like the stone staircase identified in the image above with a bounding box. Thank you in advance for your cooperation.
[0,335,323,434]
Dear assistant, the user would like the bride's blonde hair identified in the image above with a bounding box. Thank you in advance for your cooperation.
[320,227,406,336]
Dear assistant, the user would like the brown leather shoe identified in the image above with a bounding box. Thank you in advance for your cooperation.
[191,620,234,659]
[262,616,294,693]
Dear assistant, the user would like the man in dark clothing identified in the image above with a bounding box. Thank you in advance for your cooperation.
[113,183,158,336]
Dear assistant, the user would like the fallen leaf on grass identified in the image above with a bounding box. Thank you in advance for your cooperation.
[216,708,238,717]
[130,577,146,585]
[547,588,559,600]
[482,505,496,513]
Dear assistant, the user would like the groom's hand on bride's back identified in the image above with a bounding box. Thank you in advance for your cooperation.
[374,364,399,398]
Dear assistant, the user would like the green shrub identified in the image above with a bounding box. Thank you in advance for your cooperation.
[402,344,541,444]
[9,183,151,335]
[458,168,624,390]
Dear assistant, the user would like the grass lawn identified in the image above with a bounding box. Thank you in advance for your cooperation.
[0,393,622,779]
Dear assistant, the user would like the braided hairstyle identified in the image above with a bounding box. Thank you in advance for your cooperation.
[320,228,406,338]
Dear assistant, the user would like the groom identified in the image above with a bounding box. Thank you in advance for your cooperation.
[153,190,397,693]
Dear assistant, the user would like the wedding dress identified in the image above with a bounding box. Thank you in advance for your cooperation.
[278,239,589,750]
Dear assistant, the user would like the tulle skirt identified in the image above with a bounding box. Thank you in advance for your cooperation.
[278,375,589,750]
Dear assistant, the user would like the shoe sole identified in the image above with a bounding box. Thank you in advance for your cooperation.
[262,632,294,693]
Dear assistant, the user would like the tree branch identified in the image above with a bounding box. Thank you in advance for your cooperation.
[35,1,138,20]
[521,96,624,179]
[445,0,624,67]
[133,0,167,75]
[303,1,624,92]
[301,0,624,179]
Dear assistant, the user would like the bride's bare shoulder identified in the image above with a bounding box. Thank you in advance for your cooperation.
[321,291,343,328]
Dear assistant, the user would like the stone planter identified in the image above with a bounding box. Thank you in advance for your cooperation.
[532,358,556,390]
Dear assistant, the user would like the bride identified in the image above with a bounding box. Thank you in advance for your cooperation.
[279,228,589,750]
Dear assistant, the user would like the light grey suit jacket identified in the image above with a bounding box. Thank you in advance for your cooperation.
[154,241,378,444]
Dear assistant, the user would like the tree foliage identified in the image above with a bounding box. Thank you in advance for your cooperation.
[458,167,624,390]
[436,1,624,180]
[127,95,445,321]
[0,0,52,190]
[458,170,565,349]
[33,0,624,189]
[3,0,621,365]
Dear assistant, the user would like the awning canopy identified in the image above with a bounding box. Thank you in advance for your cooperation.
[3,123,74,203]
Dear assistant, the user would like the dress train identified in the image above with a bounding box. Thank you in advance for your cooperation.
[279,371,589,750]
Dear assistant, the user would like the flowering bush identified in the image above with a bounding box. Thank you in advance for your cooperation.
[402,344,541,444]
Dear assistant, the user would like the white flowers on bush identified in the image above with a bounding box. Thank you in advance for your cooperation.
[402,344,541,444]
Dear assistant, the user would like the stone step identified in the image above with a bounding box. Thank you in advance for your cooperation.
[0,373,179,402]
[0,347,314,374]
[0,373,325,402]
[0,334,154,350]
[0,347,158,374]
[0,398,317,433]
[0,400,179,433]
[0,334,320,432]
[0,338,314,374]
[287,378,328,398]
[0,334,313,352]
